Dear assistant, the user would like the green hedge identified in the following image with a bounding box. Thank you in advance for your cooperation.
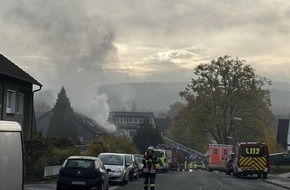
[24,137,79,181]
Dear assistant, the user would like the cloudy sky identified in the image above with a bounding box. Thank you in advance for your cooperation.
[1,0,290,123]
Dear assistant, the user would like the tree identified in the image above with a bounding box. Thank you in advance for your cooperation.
[84,135,138,156]
[165,102,210,153]
[167,101,185,119]
[180,55,272,144]
[133,126,164,153]
[47,87,77,139]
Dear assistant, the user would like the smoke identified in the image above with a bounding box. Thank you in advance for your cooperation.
[3,0,118,132]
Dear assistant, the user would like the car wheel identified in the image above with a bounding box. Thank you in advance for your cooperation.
[263,173,268,179]
[129,171,134,181]
[120,177,126,186]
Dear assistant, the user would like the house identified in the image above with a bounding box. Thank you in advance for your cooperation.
[277,119,290,150]
[0,54,42,140]
[36,110,109,144]
[109,111,157,139]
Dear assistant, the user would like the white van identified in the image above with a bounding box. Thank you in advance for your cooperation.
[0,121,23,190]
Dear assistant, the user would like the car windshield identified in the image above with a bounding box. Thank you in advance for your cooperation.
[135,156,143,163]
[66,159,94,169]
[154,151,165,158]
[99,155,123,166]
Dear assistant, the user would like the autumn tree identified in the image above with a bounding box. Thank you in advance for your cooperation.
[84,135,138,156]
[133,125,164,153]
[165,101,210,153]
[180,55,273,145]
[47,87,77,139]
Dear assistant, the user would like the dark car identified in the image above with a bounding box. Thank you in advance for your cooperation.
[269,152,290,166]
[134,154,144,177]
[225,153,235,175]
[57,156,110,190]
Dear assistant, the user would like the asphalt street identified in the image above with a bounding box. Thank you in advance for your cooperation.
[25,171,288,190]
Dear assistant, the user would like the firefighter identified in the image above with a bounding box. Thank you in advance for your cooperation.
[142,146,158,190]
[201,161,205,171]
[193,161,197,170]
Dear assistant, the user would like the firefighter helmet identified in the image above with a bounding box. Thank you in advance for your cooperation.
[147,146,154,151]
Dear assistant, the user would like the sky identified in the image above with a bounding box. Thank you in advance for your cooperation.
[1,0,290,126]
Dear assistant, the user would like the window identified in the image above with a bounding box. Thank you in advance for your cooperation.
[214,149,218,155]
[138,118,144,124]
[224,149,228,156]
[116,117,121,123]
[121,117,127,123]
[129,130,136,136]
[116,117,127,123]
[16,93,24,115]
[128,117,143,124]
[6,90,16,114]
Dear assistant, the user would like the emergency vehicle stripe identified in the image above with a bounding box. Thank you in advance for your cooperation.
[239,157,266,171]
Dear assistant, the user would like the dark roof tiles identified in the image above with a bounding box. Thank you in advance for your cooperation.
[0,54,41,86]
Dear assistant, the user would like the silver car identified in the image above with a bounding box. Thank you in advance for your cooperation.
[98,153,130,186]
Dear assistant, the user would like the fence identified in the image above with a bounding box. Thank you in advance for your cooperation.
[44,165,62,178]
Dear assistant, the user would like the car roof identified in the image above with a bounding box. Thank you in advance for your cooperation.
[67,156,99,160]
[99,152,125,156]
[269,152,289,156]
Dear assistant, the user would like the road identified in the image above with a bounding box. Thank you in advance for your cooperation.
[25,171,286,190]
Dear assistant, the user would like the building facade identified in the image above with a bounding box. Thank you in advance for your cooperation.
[0,54,42,140]
[277,119,290,150]
[109,111,157,139]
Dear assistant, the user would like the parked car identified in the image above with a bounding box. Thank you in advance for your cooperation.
[98,153,130,186]
[125,154,139,180]
[225,153,235,175]
[269,152,290,166]
[56,156,110,190]
[134,154,144,177]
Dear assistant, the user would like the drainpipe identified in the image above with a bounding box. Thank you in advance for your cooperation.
[30,84,42,140]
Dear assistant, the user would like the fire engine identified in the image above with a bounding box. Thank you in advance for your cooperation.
[208,144,233,171]
[157,144,179,171]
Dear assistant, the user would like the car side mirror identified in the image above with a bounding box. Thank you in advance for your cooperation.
[106,168,111,173]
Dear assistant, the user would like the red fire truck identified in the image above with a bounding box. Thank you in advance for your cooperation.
[208,144,233,171]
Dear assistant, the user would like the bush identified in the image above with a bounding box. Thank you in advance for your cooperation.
[24,137,79,181]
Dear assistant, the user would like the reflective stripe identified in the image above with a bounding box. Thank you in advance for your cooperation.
[150,169,156,173]
[239,157,267,171]
[150,184,156,187]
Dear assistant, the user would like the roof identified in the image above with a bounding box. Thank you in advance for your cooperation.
[0,54,41,86]
[36,110,108,135]
[75,113,108,134]
[110,111,155,117]
[0,121,21,132]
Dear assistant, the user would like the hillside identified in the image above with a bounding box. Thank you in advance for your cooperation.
[98,82,290,117]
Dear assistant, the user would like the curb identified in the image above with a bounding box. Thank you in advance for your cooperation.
[263,179,290,190]
[24,177,57,185]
